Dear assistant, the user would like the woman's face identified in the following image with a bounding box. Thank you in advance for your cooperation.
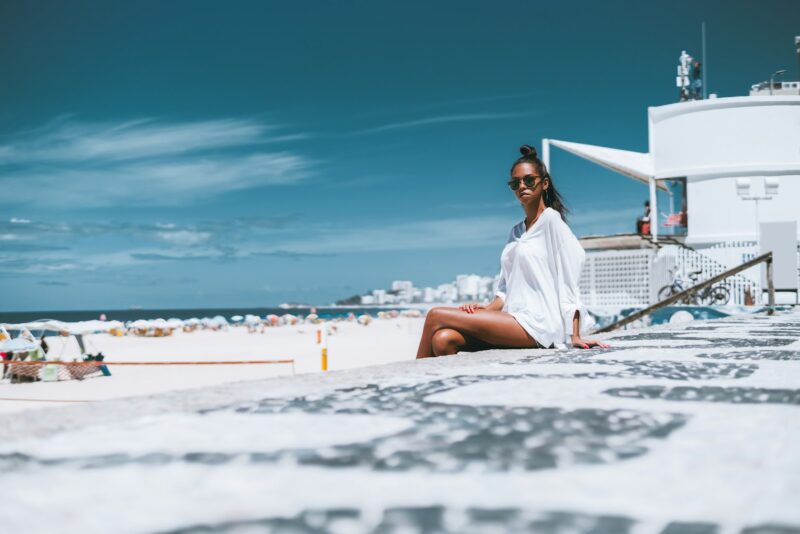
[510,162,549,208]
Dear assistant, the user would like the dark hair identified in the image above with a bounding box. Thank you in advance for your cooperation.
[510,144,569,222]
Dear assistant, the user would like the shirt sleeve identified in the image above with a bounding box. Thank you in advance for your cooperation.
[494,269,507,301]
[551,214,594,341]
[494,227,516,302]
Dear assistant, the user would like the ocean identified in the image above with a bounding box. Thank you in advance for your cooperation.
[0,304,773,328]
[0,306,402,325]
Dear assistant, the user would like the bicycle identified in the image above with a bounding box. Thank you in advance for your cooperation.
[658,269,731,305]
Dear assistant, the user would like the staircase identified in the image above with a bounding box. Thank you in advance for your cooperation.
[655,242,762,305]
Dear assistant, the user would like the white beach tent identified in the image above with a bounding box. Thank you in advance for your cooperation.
[1,320,125,336]
[0,320,123,369]
[0,335,40,353]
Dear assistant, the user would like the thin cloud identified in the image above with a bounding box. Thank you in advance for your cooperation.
[249,250,335,259]
[0,118,312,207]
[0,118,274,163]
[273,215,514,254]
[130,252,218,262]
[155,230,212,246]
[350,111,539,136]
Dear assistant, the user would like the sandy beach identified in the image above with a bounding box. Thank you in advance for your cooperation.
[0,317,424,413]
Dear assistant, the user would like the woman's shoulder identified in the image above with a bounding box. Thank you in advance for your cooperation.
[543,207,562,220]
[542,208,577,238]
[543,207,569,228]
[503,220,525,243]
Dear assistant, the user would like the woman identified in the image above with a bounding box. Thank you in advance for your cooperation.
[416,145,609,359]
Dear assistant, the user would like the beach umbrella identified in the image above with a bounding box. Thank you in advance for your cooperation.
[151,318,170,329]
[231,315,244,322]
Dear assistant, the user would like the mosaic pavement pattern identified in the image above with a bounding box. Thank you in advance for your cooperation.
[0,309,798,533]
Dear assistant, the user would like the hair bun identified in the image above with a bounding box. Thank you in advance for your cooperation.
[519,144,538,158]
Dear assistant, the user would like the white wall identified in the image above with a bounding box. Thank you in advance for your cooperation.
[686,174,800,244]
[650,97,800,179]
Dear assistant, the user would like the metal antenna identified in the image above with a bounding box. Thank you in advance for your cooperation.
[702,22,707,99]
[795,36,800,82]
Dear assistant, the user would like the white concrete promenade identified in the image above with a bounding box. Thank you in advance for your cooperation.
[0,309,798,533]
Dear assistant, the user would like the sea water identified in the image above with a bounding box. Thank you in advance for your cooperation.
[0,305,774,328]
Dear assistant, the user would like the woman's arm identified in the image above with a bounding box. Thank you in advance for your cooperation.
[460,296,504,314]
[485,296,504,311]
[570,311,609,349]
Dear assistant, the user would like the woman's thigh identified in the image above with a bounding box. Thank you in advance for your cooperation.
[430,308,537,348]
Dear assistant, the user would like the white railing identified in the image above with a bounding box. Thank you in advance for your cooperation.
[657,241,762,305]
[581,239,797,307]
[580,249,654,307]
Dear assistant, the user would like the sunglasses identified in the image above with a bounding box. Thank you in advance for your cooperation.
[507,174,543,191]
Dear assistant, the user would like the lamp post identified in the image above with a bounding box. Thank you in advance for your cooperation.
[736,177,780,246]
[795,36,800,82]
[769,69,787,95]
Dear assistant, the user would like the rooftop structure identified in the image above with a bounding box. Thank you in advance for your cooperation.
[544,95,800,246]
[546,43,800,307]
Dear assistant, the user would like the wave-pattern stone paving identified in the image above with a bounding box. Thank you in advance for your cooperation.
[0,310,799,533]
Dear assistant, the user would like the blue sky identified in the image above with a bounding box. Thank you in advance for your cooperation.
[1,0,798,311]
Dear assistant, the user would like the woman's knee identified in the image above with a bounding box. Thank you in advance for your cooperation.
[425,307,453,327]
[432,328,462,356]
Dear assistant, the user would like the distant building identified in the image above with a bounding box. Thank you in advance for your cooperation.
[391,280,413,292]
[456,274,481,301]
[372,289,387,305]
[423,287,435,303]
[390,280,414,303]
[478,276,495,300]
[436,283,458,303]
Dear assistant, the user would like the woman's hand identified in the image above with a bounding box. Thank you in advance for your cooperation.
[459,303,484,314]
[571,336,610,349]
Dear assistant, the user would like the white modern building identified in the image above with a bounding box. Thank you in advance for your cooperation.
[436,283,458,303]
[372,289,387,305]
[544,55,800,306]
[456,274,481,301]
[423,287,435,303]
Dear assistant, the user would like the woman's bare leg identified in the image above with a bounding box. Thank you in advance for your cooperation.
[416,307,537,359]
[431,328,494,356]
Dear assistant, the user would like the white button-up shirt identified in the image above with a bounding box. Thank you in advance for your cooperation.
[495,207,592,348]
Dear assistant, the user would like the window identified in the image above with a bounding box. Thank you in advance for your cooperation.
[656,177,687,236]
